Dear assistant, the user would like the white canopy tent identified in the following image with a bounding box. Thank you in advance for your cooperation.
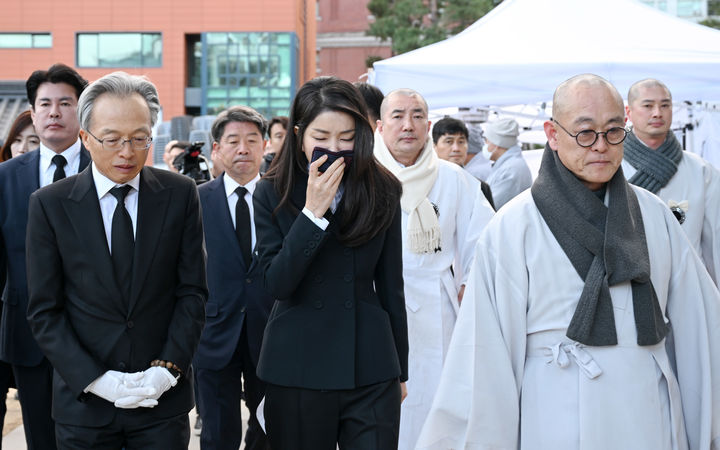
[370,0,720,108]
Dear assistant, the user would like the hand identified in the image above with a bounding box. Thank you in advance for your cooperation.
[305,155,345,218]
[138,366,178,401]
[87,370,156,404]
[400,382,408,403]
[458,284,466,305]
[114,395,158,409]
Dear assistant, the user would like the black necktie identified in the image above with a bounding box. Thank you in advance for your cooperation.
[52,155,67,182]
[234,187,252,267]
[110,185,135,304]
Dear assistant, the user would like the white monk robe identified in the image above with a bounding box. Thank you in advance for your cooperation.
[622,151,720,285]
[399,159,494,450]
[417,187,720,450]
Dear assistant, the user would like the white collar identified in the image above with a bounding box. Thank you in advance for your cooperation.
[40,138,82,170]
[224,173,260,198]
[92,162,142,199]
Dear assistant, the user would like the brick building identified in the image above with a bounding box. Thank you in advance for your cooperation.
[316,0,391,82]
[0,0,316,139]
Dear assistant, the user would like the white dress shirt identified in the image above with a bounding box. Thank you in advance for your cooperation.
[39,139,83,188]
[223,173,259,251]
[92,163,140,254]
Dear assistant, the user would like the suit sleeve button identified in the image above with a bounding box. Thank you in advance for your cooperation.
[314,232,321,239]
[118,362,127,370]
[127,321,134,329]
[344,300,353,309]
[246,278,252,284]
[303,249,310,257]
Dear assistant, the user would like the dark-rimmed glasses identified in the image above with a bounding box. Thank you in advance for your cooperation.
[552,119,627,148]
[86,130,153,152]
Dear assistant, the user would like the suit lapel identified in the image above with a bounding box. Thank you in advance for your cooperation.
[129,168,171,312]
[18,150,41,192]
[63,167,126,313]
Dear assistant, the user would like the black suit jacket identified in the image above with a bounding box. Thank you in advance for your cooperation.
[25,166,207,426]
[0,147,91,366]
[195,174,272,369]
[253,174,408,390]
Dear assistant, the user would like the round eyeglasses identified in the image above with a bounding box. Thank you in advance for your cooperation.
[87,130,153,152]
[552,119,627,148]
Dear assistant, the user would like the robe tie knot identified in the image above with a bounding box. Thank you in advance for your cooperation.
[544,342,603,379]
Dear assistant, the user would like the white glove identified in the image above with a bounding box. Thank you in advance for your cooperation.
[138,366,177,401]
[86,370,156,404]
[114,395,158,409]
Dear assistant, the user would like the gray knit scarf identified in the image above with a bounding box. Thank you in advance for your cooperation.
[624,129,683,194]
[531,145,669,346]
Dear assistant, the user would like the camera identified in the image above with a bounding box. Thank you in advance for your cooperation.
[172,141,212,185]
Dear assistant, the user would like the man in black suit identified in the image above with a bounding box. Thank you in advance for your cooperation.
[195,106,272,449]
[25,71,207,448]
[0,63,89,450]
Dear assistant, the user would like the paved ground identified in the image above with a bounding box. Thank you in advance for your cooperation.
[2,389,249,449]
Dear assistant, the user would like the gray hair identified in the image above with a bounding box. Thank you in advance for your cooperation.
[77,71,161,131]
[211,105,267,142]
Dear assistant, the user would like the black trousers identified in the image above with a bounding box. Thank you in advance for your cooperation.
[55,410,189,449]
[196,326,269,450]
[264,378,401,450]
[13,357,57,450]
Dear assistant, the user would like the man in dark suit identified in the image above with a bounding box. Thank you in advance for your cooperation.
[25,71,207,448]
[195,105,272,450]
[0,63,89,450]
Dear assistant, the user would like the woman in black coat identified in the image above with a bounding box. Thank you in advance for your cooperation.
[253,76,408,449]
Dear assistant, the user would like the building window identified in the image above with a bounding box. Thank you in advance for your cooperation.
[77,33,162,68]
[0,33,52,48]
[202,32,297,118]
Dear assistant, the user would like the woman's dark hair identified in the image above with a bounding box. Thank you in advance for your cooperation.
[265,76,401,247]
[1,110,34,162]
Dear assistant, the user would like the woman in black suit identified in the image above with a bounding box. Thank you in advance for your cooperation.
[253,76,408,449]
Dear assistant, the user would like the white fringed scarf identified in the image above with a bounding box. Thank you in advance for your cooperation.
[374,130,440,253]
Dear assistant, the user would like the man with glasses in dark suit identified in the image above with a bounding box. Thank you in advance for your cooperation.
[25,71,207,448]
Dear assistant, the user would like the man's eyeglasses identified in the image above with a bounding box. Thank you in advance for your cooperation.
[86,130,153,152]
[552,119,627,148]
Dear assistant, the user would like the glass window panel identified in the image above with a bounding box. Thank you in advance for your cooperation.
[203,32,296,115]
[33,34,52,48]
[77,33,161,67]
[77,34,99,67]
[98,33,141,66]
[677,0,702,16]
[0,34,32,48]
[142,33,162,66]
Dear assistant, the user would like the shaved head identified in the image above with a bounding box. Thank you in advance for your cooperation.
[552,74,624,122]
[380,88,429,119]
[628,78,671,105]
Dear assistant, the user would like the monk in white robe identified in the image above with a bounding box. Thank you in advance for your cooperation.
[623,78,720,285]
[418,74,720,450]
[374,89,494,450]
